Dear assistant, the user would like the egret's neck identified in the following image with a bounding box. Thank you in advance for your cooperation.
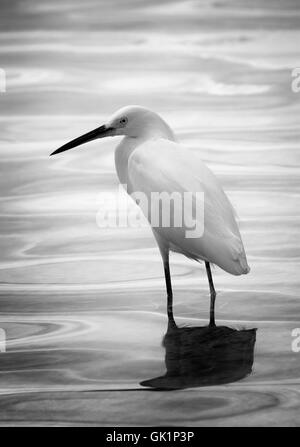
[114,136,142,185]
[114,119,176,186]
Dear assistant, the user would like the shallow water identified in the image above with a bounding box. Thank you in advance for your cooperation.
[0,0,299,426]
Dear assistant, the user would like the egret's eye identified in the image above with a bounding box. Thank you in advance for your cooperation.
[119,117,128,126]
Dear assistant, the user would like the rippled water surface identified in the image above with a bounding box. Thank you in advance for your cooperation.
[0,0,299,426]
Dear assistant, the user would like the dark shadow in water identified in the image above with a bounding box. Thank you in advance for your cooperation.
[140,315,257,390]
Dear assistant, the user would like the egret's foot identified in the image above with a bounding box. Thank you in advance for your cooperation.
[209,318,216,328]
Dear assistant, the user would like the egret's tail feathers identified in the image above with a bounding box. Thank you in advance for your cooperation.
[229,235,250,275]
[238,257,250,275]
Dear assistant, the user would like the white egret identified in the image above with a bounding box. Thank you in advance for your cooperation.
[50,105,250,326]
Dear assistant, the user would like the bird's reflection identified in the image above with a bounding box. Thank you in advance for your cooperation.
[141,313,256,390]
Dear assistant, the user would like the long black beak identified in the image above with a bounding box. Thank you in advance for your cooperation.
[50,125,112,156]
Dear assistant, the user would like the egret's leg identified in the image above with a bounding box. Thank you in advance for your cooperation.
[162,250,174,321]
[205,261,216,327]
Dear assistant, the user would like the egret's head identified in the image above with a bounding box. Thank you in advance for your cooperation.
[50,105,174,156]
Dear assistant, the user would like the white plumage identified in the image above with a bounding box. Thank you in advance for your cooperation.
[128,138,249,276]
[51,105,250,325]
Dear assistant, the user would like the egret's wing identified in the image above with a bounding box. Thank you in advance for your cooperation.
[128,138,249,275]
